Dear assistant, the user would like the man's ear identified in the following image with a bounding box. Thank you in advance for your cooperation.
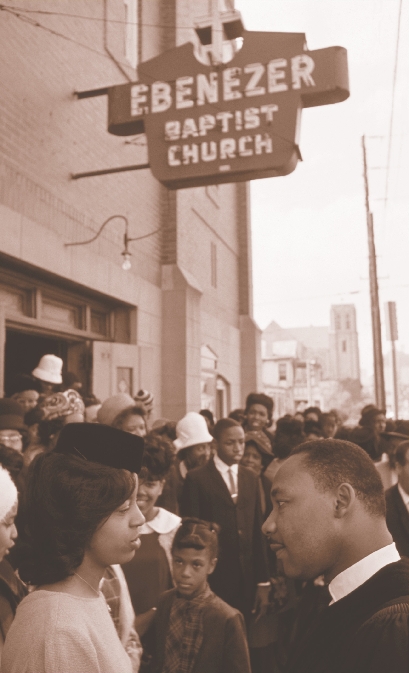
[334,483,356,518]
[208,558,218,575]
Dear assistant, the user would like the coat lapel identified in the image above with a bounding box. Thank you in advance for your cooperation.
[394,485,409,538]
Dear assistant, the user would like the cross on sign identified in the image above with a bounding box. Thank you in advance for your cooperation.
[194,0,245,65]
[108,27,349,189]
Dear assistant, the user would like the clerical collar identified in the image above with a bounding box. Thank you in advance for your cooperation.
[213,454,238,475]
[328,543,401,604]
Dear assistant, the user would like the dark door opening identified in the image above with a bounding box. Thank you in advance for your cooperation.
[4,329,90,396]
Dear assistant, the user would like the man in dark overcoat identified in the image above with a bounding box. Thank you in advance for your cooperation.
[180,418,270,622]
[263,438,409,673]
[386,439,409,558]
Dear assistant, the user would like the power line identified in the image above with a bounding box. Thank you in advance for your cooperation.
[384,0,404,212]
[0,4,130,63]
[0,3,227,31]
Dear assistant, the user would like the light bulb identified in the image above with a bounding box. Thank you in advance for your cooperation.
[121,251,132,271]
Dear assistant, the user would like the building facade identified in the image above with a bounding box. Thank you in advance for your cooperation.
[329,304,360,383]
[0,0,260,420]
[262,304,361,417]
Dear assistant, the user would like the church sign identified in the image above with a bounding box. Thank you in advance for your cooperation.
[108,31,349,189]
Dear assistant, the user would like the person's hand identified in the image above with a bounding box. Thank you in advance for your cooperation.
[252,584,270,622]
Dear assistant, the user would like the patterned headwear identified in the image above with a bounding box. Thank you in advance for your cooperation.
[245,430,273,456]
[134,389,154,412]
[39,389,85,421]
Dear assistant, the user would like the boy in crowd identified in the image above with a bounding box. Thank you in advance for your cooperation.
[150,518,251,673]
[180,418,270,623]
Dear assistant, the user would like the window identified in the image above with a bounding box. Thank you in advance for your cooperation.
[91,310,108,337]
[278,363,287,381]
[342,340,347,353]
[335,313,341,330]
[211,242,217,288]
[41,296,82,329]
[124,0,138,69]
[345,315,351,330]
[295,366,307,385]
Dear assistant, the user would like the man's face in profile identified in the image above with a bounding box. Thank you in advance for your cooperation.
[262,454,341,581]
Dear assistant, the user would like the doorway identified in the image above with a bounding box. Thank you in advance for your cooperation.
[4,329,90,396]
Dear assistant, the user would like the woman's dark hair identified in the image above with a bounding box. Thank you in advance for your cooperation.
[199,409,215,429]
[83,394,101,408]
[18,452,135,586]
[304,420,323,438]
[213,417,240,442]
[274,417,305,459]
[24,406,44,427]
[0,443,24,484]
[304,406,322,420]
[245,393,274,421]
[139,433,173,481]
[112,405,146,430]
[150,420,177,442]
[37,418,65,448]
[172,517,220,558]
[228,408,245,424]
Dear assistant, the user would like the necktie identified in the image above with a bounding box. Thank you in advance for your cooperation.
[227,468,238,503]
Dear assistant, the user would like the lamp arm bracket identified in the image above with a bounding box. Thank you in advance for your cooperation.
[64,215,128,247]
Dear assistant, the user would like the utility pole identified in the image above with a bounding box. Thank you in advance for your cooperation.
[362,135,386,410]
[385,301,399,419]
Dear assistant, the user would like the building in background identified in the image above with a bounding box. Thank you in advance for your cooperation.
[262,304,361,419]
[329,304,360,382]
[0,0,260,420]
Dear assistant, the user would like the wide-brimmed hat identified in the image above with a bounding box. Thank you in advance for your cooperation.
[0,399,27,431]
[54,423,144,473]
[97,393,136,426]
[173,412,213,452]
[32,354,63,385]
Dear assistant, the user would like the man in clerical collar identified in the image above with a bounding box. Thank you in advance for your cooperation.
[386,439,409,558]
[262,438,409,673]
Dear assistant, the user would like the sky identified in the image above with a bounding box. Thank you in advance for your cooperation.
[235,0,409,386]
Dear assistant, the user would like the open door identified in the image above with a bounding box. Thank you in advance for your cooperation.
[0,304,5,397]
[66,341,91,396]
[92,341,139,401]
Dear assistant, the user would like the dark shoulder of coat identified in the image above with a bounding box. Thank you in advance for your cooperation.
[385,484,409,558]
[152,590,251,673]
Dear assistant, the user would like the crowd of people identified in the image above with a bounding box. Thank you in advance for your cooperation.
[1,353,409,672]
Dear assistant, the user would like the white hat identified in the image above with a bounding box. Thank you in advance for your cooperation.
[32,354,63,385]
[0,466,18,522]
[97,393,136,426]
[173,412,213,452]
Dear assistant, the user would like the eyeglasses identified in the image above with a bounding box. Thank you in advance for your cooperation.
[0,433,23,443]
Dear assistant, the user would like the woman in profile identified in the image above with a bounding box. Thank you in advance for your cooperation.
[2,423,145,673]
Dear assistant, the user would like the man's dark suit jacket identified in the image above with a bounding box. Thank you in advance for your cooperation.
[386,484,409,557]
[180,457,269,618]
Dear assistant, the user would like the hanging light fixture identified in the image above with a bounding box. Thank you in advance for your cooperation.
[64,215,161,271]
[121,250,132,271]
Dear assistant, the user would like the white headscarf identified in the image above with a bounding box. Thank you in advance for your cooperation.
[0,465,18,521]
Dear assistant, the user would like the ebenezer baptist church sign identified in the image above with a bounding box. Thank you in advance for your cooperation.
[108,30,349,189]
